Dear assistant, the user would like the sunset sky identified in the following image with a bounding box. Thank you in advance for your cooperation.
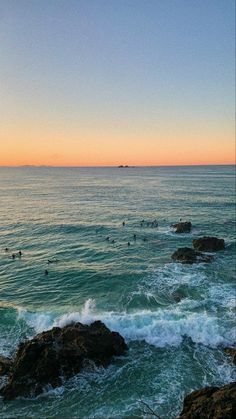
[0,0,235,166]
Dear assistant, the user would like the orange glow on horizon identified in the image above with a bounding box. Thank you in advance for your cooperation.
[0,120,234,167]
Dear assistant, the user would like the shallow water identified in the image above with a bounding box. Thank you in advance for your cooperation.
[0,165,235,418]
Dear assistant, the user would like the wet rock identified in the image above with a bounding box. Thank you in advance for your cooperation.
[1,320,127,400]
[224,348,236,365]
[172,292,185,303]
[172,222,192,233]
[178,381,236,419]
[171,247,213,264]
[0,356,12,376]
[193,236,225,251]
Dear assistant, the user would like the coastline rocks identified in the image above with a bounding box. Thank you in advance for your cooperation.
[171,247,213,264]
[1,320,127,400]
[172,222,192,234]
[193,236,225,252]
[178,382,236,419]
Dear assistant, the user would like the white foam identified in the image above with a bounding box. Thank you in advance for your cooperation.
[17,308,53,334]
[208,285,236,311]
[18,299,235,349]
[101,310,235,348]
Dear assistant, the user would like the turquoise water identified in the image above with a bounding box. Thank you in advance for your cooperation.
[0,165,235,418]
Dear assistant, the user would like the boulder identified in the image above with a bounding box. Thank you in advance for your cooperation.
[193,236,225,251]
[178,381,236,419]
[1,320,127,400]
[172,222,192,233]
[225,348,236,365]
[171,247,213,264]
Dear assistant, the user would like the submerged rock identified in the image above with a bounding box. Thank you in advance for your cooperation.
[193,236,225,252]
[172,222,192,233]
[1,320,127,400]
[178,381,236,419]
[172,292,186,303]
[171,247,213,264]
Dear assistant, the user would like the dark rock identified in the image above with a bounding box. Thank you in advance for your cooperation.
[171,247,213,264]
[225,348,236,365]
[178,381,236,419]
[172,222,192,233]
[0,356,12,376]
[193,236,225,252]
[172,292,185,303]
[1,320,127,400]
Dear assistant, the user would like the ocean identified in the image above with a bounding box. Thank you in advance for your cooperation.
[0,165,235,418]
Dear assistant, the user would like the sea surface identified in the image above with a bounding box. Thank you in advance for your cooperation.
[0,165,235,418]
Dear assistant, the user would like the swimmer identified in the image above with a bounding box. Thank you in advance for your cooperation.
[5,248,9,252]
[44,269,48,276]
[18,251,22,257]
[47,259,58,264]
[12,254,16,259]
[133,234,137,240]
[127,242,131,246]
[111,239,115,244]
[122,221,125,226]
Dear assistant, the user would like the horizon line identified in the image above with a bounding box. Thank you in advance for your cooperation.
[0,163,235,168]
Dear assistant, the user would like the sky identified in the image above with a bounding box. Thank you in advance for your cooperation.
[0,0,235,166]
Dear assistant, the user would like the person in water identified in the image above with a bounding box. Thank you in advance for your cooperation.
[45,269,48,275]
[47,259,58,264]
[122,221,125,226]
[133,234,137,240]
[5,248,9,252]
[12,254,16,259]
[18,251,22,257]
[127,242,131,246]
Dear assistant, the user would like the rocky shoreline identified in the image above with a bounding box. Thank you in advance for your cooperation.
[178,382,236,418]
[0,320,127,400]
[0,319,235,418]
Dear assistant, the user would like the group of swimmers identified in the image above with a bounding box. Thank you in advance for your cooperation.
[140,219,158,228]
[4,247,57,276]
[105,220,156,247]
[3,218,159,275]
[5,248,22,259]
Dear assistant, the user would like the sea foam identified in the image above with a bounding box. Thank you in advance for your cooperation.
[18,299,235,349]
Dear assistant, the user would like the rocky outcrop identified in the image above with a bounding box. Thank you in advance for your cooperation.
[178,382,236,419]
[225,348,236,365]
[0,320,127,400]
[171,247,213,264]
[193,236,225,252]
[172,222,192,233]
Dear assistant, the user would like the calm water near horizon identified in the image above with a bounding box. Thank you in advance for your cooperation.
[0,165,235,418]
